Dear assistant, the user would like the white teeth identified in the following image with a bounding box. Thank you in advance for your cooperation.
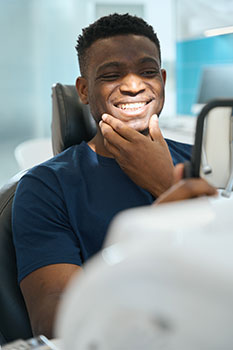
[117,102,146,110]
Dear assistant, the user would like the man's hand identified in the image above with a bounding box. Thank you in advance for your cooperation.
[154,163,217,205]
[99,114,174,197]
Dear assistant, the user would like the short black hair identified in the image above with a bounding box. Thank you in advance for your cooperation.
[76,13,161,76]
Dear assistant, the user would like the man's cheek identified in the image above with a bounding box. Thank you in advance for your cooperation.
[91,104,107,123]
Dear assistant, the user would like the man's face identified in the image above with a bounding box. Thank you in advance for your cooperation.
[77,34,166,133]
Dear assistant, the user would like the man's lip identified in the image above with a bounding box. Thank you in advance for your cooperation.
[114,99,152,107]
[112,99,154,117]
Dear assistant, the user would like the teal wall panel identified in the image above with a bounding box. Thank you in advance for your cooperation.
[176,33,233,115]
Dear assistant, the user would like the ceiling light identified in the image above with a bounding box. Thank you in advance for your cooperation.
[204,25,233,37]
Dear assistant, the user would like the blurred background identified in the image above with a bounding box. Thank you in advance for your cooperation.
[1,0,233,187]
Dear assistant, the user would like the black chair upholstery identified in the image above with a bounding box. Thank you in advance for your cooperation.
[0,83,96,345]
[0,172,33,344]
[51,83,96,155]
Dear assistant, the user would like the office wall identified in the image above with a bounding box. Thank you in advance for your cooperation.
[0,0,87,140]
[0,0,86,185]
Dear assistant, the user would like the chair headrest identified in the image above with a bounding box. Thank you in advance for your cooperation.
[51,83,97,155]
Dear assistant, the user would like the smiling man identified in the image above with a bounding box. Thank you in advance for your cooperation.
[76,22,191,197]
[12,14,194,338]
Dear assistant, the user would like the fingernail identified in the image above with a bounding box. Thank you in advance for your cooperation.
[152,114,158,120]
[99,120,103,127]
[102,114,107,121]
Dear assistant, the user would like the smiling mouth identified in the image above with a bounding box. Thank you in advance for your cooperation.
[115,101,150,111]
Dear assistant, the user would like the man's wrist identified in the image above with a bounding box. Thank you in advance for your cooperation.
[149,173,174,198]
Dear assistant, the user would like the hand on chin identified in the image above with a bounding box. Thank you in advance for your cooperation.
[99,113,174,197]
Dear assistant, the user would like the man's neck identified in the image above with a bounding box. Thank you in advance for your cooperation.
[88,129,114,158]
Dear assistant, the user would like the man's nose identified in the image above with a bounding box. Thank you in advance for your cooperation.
[120,73,145,95]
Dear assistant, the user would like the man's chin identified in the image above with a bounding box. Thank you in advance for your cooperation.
[123,119,150,135]
[125,123,150,135]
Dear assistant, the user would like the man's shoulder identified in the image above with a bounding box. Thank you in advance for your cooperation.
[17,143,90,188]
[27,142,89,174]
[165,138,192,165]
[24,146,74,175]
[165,138,192,151]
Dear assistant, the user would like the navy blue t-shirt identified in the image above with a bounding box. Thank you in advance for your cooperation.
[12,140,192,283]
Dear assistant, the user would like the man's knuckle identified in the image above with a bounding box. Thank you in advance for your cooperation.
[102,127,111,138]
[114,123,122,133]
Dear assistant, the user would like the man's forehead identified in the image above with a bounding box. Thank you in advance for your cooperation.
[89,34,157,51]
[87,34,160,68]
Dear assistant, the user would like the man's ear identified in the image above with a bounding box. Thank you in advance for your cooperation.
[161,69,166,85]
[76,77,88,104]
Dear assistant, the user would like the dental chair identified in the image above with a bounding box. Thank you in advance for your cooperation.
[0,83,96,345]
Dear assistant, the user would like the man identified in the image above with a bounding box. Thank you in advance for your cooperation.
[12,13,215,338]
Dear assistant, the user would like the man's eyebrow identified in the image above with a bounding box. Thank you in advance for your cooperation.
[96,61,121,74]
[138,57,160,66]
[96,57,160,75]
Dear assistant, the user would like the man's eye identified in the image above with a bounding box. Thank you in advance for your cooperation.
[141,70,158,77]
[101,74,120,80]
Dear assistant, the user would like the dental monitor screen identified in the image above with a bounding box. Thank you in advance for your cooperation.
[192,64,233,114]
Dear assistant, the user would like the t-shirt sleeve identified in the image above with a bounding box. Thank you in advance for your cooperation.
[12,165,82,283]
[165,139,192,165]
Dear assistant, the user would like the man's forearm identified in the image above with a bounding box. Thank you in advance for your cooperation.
[30,292,61,339]
[20,264,82,340]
